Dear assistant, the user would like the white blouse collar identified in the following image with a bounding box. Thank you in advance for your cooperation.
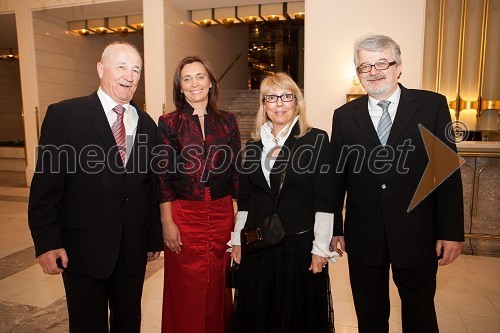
[261,115,299,149]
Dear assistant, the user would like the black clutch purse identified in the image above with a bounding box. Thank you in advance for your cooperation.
[240,213,285,255]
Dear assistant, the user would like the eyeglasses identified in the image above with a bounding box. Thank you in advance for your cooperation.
[356,61,397,73]
[263,94,295,103]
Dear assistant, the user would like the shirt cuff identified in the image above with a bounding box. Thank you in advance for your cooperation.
[228,211,248,247]
[311,212,339,263]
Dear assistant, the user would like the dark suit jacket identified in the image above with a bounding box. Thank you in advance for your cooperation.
[28,91,163,279]
[238,124,333,235]
[331,84,464,268]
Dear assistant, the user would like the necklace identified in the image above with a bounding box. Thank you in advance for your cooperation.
[266,134,281,158]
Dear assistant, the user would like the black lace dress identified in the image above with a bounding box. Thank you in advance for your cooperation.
[232,230,334,333]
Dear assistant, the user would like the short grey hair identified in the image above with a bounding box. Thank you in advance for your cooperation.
[353,34,402,67]
[100,41,142,64]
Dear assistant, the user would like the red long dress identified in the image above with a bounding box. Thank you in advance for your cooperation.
[162,190,233,332]
[157,104,241,333]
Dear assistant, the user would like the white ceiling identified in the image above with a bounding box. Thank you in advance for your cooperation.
[32,0,297,21]
[0,0,302,48]
[35,0,143,22]
[180,0,296,10]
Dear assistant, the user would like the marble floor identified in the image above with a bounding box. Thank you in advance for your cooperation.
[0,171,499,332]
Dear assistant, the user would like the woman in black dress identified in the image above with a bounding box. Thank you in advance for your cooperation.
[230,72,338,333]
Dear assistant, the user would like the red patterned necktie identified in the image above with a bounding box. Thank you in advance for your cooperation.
[111,105,126,165]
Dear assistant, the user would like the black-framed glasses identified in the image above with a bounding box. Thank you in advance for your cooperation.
[356,61,397,73]
[263,94,295,103]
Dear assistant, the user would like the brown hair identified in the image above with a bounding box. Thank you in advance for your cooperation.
[172,56,220,115]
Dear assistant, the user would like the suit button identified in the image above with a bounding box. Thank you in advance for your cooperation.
[381,184,387,189]
[123,198,129,202]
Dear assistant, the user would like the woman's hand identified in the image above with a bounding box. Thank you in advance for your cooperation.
[231,245,242,264]
[309,254,328,274]
[163,221,183,253]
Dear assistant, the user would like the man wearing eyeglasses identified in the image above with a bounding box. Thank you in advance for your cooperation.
[330,35,464,333]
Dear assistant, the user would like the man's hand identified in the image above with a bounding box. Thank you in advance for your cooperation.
[38,248,68,274]
[147,251,161,262]
[436,240,462,266]
[330,236,345,257]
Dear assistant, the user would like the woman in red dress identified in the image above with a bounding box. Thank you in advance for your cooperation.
[157,56,241,333]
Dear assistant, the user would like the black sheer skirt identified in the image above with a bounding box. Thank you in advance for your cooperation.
[232,230,334,333]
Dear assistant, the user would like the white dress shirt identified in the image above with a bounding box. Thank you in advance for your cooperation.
[97,88,138,163]
[367,85,401,130]
[260,116,299,187]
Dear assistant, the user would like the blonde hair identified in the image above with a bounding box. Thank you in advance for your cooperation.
[251,72,309,141]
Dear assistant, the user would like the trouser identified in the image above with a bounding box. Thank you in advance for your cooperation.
[348,256,439,333]
[62,242,146,333]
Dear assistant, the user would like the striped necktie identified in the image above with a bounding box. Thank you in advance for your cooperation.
[376,100,392,146]
[111,105,126,165]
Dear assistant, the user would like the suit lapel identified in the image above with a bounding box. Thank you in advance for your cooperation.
[86,92,117,152]
[247,141,273,194]
[386,84,417,146]
[351,96,381,147]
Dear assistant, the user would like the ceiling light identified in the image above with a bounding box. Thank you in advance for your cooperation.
[87,18,113,35]
[260,3,285,22]
[68,20,92,36]
[287,1,305,20]
[109,16,133,34]
[68,15,144,37]
[237,5,263,24]
[191,9,218,27]
[127,15,144,31]
[214,7,239,27]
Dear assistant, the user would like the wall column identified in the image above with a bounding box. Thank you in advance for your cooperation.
[143,0,166,123]
[15,4,39,186]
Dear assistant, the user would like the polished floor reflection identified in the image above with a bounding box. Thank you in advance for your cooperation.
[0,171,499,332]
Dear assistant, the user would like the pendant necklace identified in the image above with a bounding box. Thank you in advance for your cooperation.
[268,133,281,158]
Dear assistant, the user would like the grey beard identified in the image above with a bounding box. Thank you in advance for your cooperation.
[364,84,391,97]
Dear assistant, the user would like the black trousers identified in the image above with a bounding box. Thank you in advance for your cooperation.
[348,256,439,333]
[62,242,147,333]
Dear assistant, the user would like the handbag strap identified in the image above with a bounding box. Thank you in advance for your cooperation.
[272,138,297,213]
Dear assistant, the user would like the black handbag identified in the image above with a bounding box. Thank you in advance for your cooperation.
[240,140,296,255]
[227,259,239,288]
[240,212,285,255]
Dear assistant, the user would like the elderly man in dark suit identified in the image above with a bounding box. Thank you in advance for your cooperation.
[28,41,163,333]
[330,35,464,333]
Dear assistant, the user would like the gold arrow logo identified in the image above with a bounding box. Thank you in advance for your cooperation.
[407,124,465,212]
